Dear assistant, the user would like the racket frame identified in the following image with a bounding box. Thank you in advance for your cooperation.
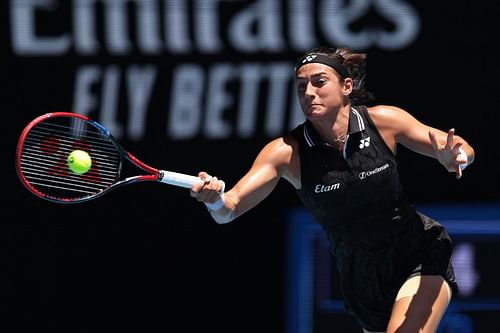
[16,112,201,204]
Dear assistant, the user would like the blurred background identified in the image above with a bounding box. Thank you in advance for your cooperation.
[3,0,499,332]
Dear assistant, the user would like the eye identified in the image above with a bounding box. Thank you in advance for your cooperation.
[313,77,327,87]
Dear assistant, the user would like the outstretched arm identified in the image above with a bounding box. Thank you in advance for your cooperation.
[369,105,475,179]
[190,136,298,223]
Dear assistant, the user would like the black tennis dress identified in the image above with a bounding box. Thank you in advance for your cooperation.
[290,106,458,331]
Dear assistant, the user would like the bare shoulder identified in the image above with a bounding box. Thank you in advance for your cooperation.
[367,104,410,121]
[260,135,297,163]
[365,105,422,151]
[257,135,300,187]
[367,104,416,130]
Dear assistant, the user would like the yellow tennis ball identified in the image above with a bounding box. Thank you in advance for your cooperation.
[67,149,92,174]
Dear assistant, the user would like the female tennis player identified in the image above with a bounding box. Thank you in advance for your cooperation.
[190,46,475,333]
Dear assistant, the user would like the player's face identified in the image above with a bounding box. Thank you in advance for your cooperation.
[296,63,348,119]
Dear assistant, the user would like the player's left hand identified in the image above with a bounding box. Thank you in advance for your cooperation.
[429,128,468,179]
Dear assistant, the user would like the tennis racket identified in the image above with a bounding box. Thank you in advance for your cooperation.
[16,112,204,204]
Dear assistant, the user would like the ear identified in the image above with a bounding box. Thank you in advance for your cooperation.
[342,77,353,95]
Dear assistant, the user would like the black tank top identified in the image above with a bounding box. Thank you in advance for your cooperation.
[290,106,458,330]
[291,105,410,250]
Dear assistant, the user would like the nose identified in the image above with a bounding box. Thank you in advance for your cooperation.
[304,81,314,96]
[303,81,317,100]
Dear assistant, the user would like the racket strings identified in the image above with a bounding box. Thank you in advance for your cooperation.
[19,117,121,201]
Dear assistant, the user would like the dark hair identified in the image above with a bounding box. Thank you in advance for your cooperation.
[298,46,375,105]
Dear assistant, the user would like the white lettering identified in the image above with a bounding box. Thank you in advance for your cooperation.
[228,0,285,52]
[289,95,306,129]
[73,65,100,117]
[315,183,341,193]
[105,0,131,54]
[73,64,158,140]
[288,0,317,49]
[319,0,419,50]
[168,64,204,139]
[10,0,422,141]
[136,0,162,54]
[74,0,99,54]
[195,0,223,52]
[204,64,236,138]
[12,0,70,55]
[126,65,157,140]
[237,64,264,138]
[359,163,390,180]
[73,62,298,141]
[164,0,191,53]
[264,63,290,136]
[167,62,297,140]
[11,0,421,55]
[374,0,420,50]
[100,65,122,137]
[239,63,299,137]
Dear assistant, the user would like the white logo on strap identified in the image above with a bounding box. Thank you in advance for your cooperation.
[302,55,318,63]
[359,137,370,149]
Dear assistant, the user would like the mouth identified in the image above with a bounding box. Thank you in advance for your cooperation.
[306,104,321,111]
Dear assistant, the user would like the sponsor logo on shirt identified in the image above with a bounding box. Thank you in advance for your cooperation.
[359,137,370,149]
[359,163,389,180]
[314,183,341,193]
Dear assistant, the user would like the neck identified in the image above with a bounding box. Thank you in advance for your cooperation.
[312,105,350,145]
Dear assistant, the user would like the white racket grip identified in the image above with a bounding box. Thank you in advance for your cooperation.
[159,170,202,188]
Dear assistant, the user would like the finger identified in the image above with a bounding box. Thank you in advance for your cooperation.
[452,141,463,152]
[204,176,223,194]
[198,171,212,183]
[191,172,213,197]
[209,190,223,203]
[452,142,468,166]
[190,185,206,198]
[218,180,226,193]
[456,164,462,179]
[208,176,219,189]
[446,128,455,149]
[190,180,204,194]
[194,189,216,202]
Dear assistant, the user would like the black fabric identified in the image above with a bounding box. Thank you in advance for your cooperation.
[290,106,458,331]
[295,53,350,78]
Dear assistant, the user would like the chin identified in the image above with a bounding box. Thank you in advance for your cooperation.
[305,109,324,119]
[304,107,318,116]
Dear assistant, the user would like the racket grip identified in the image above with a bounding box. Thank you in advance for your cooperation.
[159,171,202,188]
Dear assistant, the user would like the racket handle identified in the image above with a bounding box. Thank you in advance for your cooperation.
[159,171,202,188]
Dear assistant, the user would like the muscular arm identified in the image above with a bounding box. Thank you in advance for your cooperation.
[191,136,300,223]
[368,105,475,178]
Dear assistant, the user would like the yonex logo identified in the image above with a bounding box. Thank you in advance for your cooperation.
[302,54,318,64]
[359,137,370,149]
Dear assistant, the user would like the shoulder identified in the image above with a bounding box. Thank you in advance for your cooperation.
[367,105,408,119]
[261,135,298,159]
[364,105,422,151]
[366,105,417,129]
[255,135,301,188]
